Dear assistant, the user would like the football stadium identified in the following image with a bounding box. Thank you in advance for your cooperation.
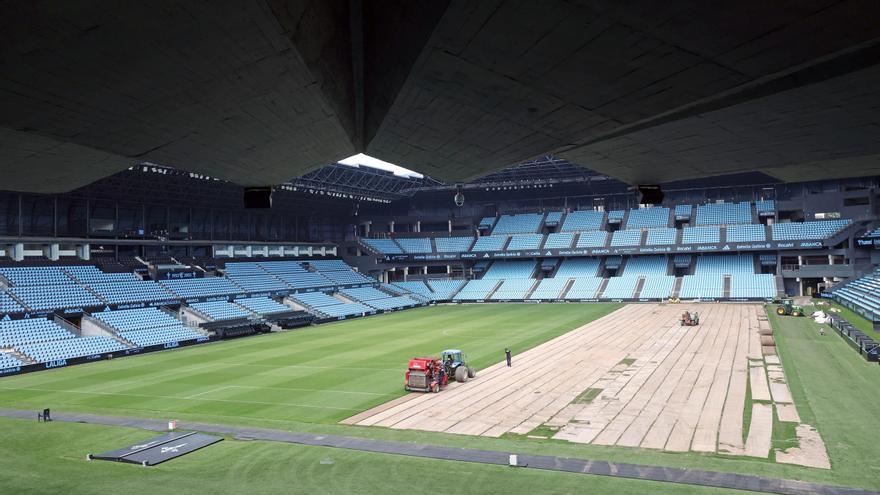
[2,3,880,494]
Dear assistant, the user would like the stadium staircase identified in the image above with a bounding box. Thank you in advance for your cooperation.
[430,238,438,252]
[722,276,732,299]
[523,279,541,299]
[671,277,683,299]
[639,230,648,245]
[483,280,504,300]
[632,277,646,299]
[675,228,684,244]
[775,275,786,298]
[719,226,727,244]
[822,220,870,247]
[559,278,576,299]
[594,278,609,299]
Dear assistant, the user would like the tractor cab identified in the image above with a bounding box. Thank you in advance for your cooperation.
[441,349,476,383]
[441,349,465,368]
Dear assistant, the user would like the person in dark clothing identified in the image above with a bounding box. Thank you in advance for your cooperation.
[505,348,512,367]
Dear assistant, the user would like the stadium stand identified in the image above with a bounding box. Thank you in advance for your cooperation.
[362,238,402,254]
[0,291,24,313]
[726,224,766,242]
[560,210,604,232]
[730,273,776,299]
[544,211,563,227]
[492,213,543,234]
[610,229,642,247]
[625,207,669,229]
[189,301,253,320]
[543,232,574,249]
[528,278,569,300]
[88,281,176,305]
[0,353,23,370]
[646,228,677,245]
[491,279,536,300]
[160,277,245,299]
[92,307,204,348]
[10,285,103,311]
[472,235,509,251]
[290,292,373,318]
[478,216,496,229]
[482,260,536,279]
[771,220,852,240]
[755,200,776,215]
[607,210,625,223]
[695,202,752,225]
[427,279,466,300]
[506,234,543,250]
[575,231,608,248]
[830,271,880,320]
[396,238,432,253]
[674,204,692,220]
[0,318,74,347]
[16,335,128,363]
[390,281,434,300]
[234,297,292,316]
[453,279,500,301]
[563,277,603,300]
[555,258,600,278]
[435,236,475,252]
[682,226,721,244]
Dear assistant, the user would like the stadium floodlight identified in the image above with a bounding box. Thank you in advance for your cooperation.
[454,184,465,207]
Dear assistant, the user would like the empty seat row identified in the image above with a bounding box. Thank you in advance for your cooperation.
[189,301,252,321]
[234,297,291,316]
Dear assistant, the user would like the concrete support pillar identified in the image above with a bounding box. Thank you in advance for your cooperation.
[447,265,451,274]
[415,221,421,233]
[13,243,23,262]
[48,244,59,261]
[448,220,452,233]
[423,266,428,275]
[389,221,395,233]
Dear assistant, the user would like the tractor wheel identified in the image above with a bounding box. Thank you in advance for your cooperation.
[455,366,468,383]
[432,383,440,393]
[792,310,801,317]
[776,307,786,315]
[467,366,476,378]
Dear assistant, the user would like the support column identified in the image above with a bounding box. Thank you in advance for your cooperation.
[80,244,91,261]
[389,221,395,233]
[448,220,452,233]
[13,243,23,262]
[415,221,421,233]
[403,266,409,281]
[423,266,428,275]
[48,244,59,261]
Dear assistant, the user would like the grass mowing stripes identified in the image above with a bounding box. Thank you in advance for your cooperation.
[0,304,621,424]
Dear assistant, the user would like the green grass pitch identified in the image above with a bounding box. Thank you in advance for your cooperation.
[1,302,879,494]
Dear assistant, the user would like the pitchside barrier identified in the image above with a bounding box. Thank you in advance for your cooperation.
[829,316,879,362]
[0,336,211,378]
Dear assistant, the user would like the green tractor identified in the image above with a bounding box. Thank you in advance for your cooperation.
[442,349,476,383]
[775,300,803,317]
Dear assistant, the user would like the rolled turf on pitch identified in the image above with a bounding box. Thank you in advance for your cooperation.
[0,304,620,424]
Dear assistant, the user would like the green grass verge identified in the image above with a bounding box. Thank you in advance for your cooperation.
[0,417,753,495]
[0,304,621,424]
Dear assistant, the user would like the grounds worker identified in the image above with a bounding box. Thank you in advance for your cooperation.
[505,348,512,367]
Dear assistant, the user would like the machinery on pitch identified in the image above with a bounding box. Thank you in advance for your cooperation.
[442,349,477,383]
[680,311,700,326]
[404,357,448,393]
[775,299,803,317]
